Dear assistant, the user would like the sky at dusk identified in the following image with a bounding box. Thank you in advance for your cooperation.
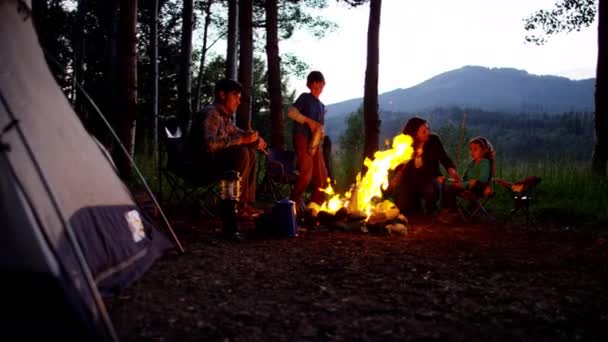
[278,0,598,105]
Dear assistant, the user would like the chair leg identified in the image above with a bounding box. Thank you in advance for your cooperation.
[457,206,470,222]
[506,194,535,228]
[523,198,535,228]
[195,185,221,218]
[458,198,495,223]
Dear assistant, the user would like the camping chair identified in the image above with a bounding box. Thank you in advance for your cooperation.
[456,137,497,223]
[159,119,221,216]
[495,176,542,227]
[456,182,495,222]
[258,147,298,202]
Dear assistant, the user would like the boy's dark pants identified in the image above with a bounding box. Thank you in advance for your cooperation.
[291,133,328,205]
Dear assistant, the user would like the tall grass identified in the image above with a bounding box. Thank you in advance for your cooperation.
[131,146,607,224]
[127,152,167,199]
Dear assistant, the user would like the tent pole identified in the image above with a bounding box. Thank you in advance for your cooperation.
[75,81,185,254]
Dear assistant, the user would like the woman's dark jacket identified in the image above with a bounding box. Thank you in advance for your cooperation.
[402,133,455,181]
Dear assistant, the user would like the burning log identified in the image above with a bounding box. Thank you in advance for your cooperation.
[316,209,365,231]
[366,212,409,236]
[347,211,367,222]
[334,207,349,221]
[317,210,338,226]
[305,198,409,236]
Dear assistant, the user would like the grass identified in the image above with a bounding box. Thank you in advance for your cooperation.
[129,150,608,226]
[130,152,163,194]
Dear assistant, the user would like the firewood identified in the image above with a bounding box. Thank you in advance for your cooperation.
[386,223,408,235]
[347,210,367,222]
[335,207,349,221]
[367,212,387,226]
[317,211,336,226]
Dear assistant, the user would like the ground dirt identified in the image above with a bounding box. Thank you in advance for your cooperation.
[105,212,608,342]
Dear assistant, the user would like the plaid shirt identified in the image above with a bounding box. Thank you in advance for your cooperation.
[190,103,246,154]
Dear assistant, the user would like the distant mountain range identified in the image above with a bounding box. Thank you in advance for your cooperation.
[324,65,595,140]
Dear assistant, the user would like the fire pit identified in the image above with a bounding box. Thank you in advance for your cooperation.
[302,133,414,235]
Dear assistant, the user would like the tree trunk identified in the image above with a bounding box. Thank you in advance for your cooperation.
[236,0,253,130]
[103,0,119,144]
[265,0,284,149]
[72,0,86,113]
[194,2,212,113]
[31,0,47,48]
[151,0,159,166]
[362,0,381,161]
[226,0,239,80]
[178,0,194,133]
[592,0,607,176]
[115,0,138,180]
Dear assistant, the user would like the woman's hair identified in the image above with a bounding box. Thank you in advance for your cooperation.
[402,117,428,142]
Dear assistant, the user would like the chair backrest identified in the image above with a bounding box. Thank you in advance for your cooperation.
[162,120,187,175]
[266,147,296,179]
[511,176,542,194]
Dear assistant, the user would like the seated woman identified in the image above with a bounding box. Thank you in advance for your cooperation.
[438,136,494,223]
[389,117,460,216]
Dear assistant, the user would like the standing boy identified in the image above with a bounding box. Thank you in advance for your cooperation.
[287,71,329,207]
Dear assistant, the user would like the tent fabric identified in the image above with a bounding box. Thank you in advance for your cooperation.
[69,205,170,294]
[0,0,172,338]
[0,129,107,340]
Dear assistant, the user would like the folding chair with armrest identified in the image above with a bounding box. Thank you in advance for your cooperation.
[456,137,497,223]
[258,147,298,202]
[457,181,495,222]
[495,176,541,227]
[160,120,221,216]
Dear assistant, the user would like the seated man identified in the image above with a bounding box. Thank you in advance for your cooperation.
[185,78,267,219]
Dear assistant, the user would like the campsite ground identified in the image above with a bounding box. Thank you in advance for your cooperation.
[105,214,608,341]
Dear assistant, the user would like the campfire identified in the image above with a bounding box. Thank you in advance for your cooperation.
[306,133,414,234]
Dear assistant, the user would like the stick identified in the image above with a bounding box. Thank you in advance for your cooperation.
[455,111,467,167]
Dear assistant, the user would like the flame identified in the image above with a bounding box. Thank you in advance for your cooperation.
[317,133,414,218]
[319,181,343,213]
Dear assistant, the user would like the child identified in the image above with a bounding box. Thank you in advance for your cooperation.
[438,136,494,223]
[287,71,329,208]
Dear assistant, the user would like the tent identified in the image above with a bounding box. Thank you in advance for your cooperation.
[0,1,172,340]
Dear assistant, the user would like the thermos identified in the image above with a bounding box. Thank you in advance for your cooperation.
[273,199,297,237]
[219,171,241,236]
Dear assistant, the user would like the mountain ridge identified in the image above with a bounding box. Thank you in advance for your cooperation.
[325,65,594,120]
